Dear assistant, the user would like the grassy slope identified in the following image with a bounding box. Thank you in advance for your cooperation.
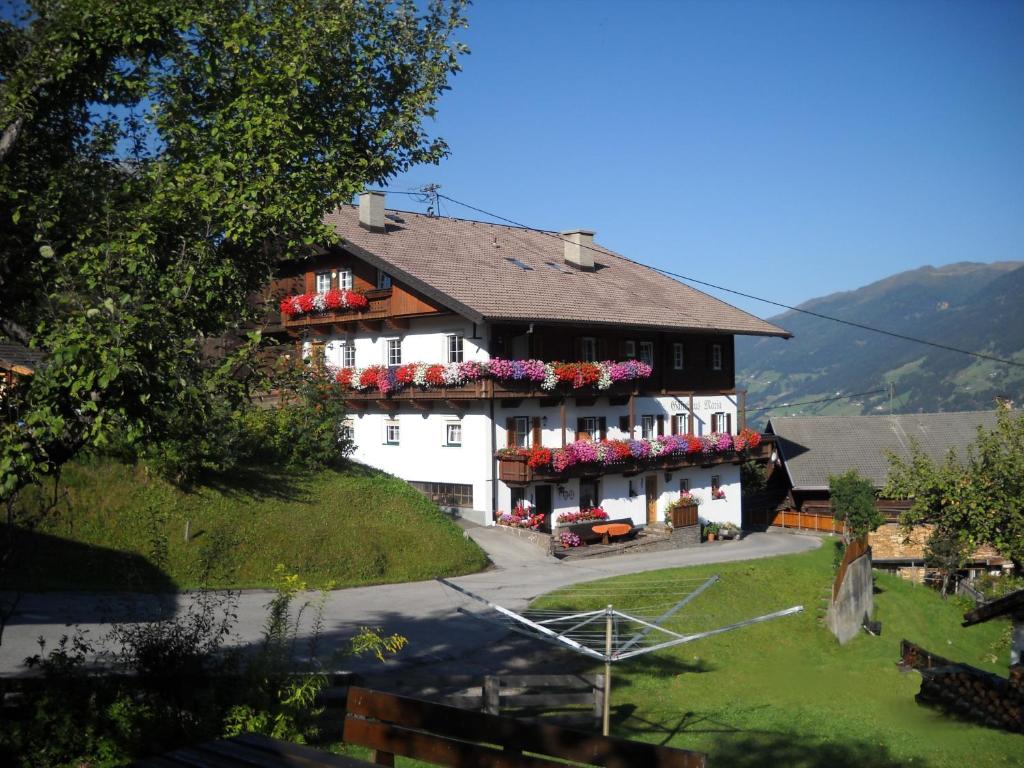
[12,458,488,591]
[534,546,1019,768]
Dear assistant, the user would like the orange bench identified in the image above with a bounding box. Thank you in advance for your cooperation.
[591,522,632,544]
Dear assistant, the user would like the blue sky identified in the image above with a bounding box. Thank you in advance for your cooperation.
[387,0,1024,317]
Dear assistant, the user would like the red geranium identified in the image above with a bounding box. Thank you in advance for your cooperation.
[685,435,702,453]
[359,366,383,389]
[335,368,354,387]
[573,362,601,388]
[553,362,576,382]
[395,363,418,384]
[425,364,446,386]
[526,447,552,469]
[738,428,761,448]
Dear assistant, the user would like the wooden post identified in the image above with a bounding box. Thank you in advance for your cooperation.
[602,605,613,737]
[628,394,636,437]
[688,393,694,434]
[560,400,567,447]
[184,520,190,543]
[738,389,747,431]
[483,675,500,715]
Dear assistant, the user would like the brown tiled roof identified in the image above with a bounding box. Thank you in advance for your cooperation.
[323,206,790,337]
[0,342,44,373]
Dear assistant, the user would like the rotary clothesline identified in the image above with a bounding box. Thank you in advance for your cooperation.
[438,576,803,735]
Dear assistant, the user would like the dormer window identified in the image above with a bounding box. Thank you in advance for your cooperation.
[673,343,685,370]
[315,271,331,293]
[622,340,636,359]
[377,270,393,290]
[337,268,353,290]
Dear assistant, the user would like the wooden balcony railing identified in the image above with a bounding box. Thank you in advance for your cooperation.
[281,288,394,330]
[497,437,774,486]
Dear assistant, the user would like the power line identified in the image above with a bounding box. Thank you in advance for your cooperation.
[746,388,888,414]
[430,193,1024,371]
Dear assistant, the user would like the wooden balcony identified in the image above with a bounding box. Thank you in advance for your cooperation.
[282,288,436,333]
[497,437,774,486]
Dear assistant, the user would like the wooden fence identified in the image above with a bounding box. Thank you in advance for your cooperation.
[747,506,843,534]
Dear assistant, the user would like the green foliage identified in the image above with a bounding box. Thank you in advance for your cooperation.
[0,0,469,500]
[739,459,768,494]
[923,528,971,597]
[829,469,883,541]
[884,404,1024,568]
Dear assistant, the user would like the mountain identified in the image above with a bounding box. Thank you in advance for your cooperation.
[737,261,1024,426]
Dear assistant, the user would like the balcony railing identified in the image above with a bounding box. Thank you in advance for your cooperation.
[497,437,774,486]
[281,288,393,329]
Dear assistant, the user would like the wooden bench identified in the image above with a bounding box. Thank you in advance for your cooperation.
[591,523,633,544]
[343,686,706,767]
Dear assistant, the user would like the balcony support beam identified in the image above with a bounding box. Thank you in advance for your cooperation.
[560,400,567,447]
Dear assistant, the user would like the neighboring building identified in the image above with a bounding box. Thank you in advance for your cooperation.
[757,411,1012,577]
[270,192,789,526]
[0,341,43,391]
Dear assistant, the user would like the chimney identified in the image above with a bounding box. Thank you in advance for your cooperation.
[561,229,596,270]
[358,191,386,232]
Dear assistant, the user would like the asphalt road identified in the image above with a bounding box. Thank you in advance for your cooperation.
[0,529,819,676]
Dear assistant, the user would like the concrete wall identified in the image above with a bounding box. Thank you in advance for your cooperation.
[827,552,874,645]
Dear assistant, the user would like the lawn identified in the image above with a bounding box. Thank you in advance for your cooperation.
[533,546,1020,768]
[8,457,488,591]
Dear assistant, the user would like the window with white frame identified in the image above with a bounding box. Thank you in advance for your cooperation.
[641,414,655,439]
[577,416,600,441]
[340,341,356,368]
[340,420,355,442]
[622,340,636,359]
[445,422,462,446]
[673,342,685,370]
[386,338,402,366]
[711,344,723,371]
[508,416,529,448]
[385,421,400,445]
[639,341,654,366]
[581,337,597,362]
[672,413,688,435]
[679,478,690,493]
[711,411,733,434]
[377,270,392,290]
[337,268,353,290]
[447,334,464,363]
[315,271,332,293]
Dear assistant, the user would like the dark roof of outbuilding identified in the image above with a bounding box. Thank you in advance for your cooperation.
[324,206,791,337]
[766,411,1004,491]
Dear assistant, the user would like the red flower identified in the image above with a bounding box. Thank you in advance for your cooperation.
[359,366,383,389]
[553,363,576,382]
[296,294,315,313]
[335,368,354,387]
[526,447,552,469]
[573,362,601,388]
[685,435,702,453]
[324,289,343,309]
[425,364,446,386]
[395,363,418,384]
[347,292,369,310]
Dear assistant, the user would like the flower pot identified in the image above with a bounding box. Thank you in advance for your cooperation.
[707,533,717,542]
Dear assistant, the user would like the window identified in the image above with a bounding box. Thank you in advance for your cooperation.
[618,415,630,434]
[679,478,690,493]
[446,422,462,446]
[409,481,473,509]
[385,421,400,445]
[711,344,723,371]
[577,417,600,441]
[340,420,355,442]
[580,337,597,362]
[672,413,688,435]
[507,416,529,448]
[711,412,733,434]
[315,271,332,293]
[711,474,724,500]
[337,268,353,290]
[673,342,685,370]
[622,340,636,359]
[386,338,402,366]
[377,270,393,290]
[447,334,464,363]
[639,341,654,366]
[340,341,356,368]
[579,479,600,510]
[641,414,655,439]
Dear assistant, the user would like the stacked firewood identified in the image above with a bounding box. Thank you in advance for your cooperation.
[917,664,1023,733]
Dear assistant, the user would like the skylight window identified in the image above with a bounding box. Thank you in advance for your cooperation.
[543,261,570,273]
[504,257,533,271]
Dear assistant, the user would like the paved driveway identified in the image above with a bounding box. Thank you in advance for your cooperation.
[0,530,819,676]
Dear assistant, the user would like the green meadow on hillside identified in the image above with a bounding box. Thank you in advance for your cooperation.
[534,546,1019,768]
[10,458,488,590]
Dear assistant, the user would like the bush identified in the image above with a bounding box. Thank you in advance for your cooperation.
[829,469,883,542]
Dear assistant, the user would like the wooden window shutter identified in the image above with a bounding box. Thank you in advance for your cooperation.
[531,417,542,447]
[706,344,712,370]
[506,417,515,448]
[711,413,720,433]
[599,417,607,441]
[670,414,679,435]
[657,414,665,437]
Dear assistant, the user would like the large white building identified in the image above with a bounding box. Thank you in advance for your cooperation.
[271,192,789,528]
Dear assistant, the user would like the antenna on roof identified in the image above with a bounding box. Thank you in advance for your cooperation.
[413,183,442,216]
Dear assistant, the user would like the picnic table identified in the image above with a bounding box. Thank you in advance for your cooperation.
[591,522,632,544]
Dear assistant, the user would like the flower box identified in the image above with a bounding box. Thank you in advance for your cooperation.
[671,504,699,528]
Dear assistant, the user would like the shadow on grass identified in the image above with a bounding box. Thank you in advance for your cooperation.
[2,527,176,594]
[196,463,306,502]
[706,733,914,768]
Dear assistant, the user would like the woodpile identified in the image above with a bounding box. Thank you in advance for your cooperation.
[916,663,1023,733]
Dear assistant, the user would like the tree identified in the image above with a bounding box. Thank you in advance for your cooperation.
[923,527,970,598]
[829,469,883,543]
[0,0,469,500]
[884,404,1024,571]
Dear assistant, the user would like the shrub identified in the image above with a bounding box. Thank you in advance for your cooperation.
[829,469,883,542]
